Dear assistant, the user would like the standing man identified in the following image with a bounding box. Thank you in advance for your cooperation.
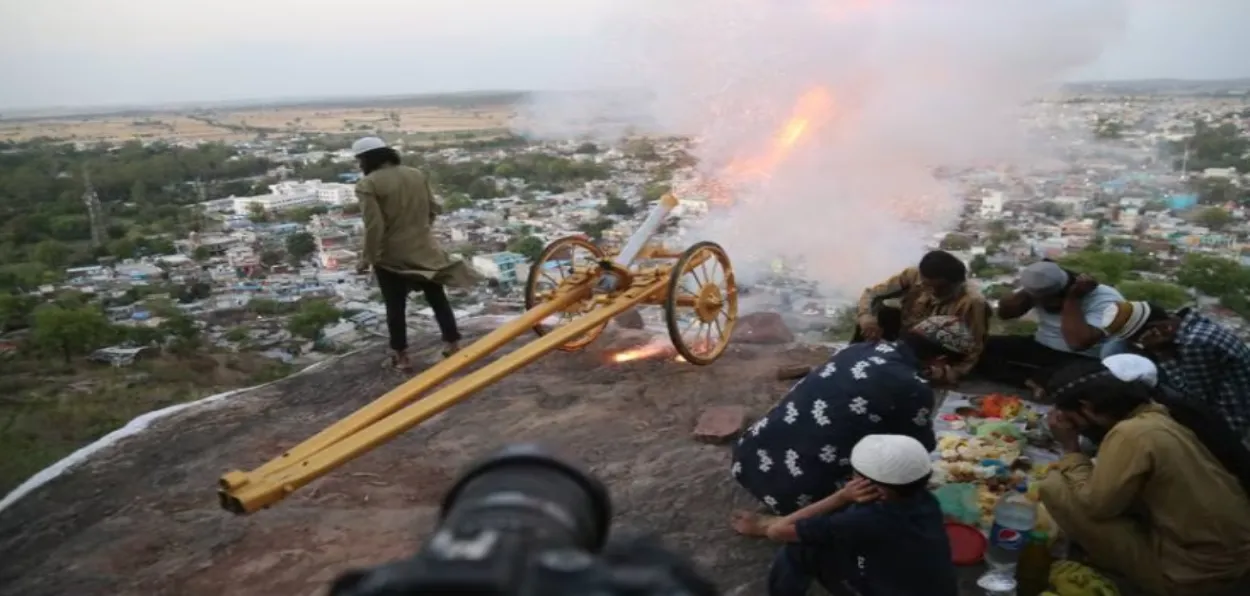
[352,136,479,371]
[1100,300,1250,444]
[854,250,990,386]
[973,260,1123,391]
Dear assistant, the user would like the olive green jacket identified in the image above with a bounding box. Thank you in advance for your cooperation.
[356,164,478,287]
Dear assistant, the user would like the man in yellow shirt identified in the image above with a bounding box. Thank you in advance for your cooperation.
[1039,358,1250,595]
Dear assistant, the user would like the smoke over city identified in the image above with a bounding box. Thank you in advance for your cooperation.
[517,0,1131,298]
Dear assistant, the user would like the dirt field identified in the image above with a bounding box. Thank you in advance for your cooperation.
[0,103,515,144]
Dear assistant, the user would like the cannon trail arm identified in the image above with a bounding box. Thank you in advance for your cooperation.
[219,275,670,514]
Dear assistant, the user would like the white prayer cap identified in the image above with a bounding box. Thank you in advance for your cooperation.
[351,136,389,156]
[1103,353,1158,387]
[850,434,933,485]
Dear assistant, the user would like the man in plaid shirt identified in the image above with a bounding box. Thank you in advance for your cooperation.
[1100,301,1250,444]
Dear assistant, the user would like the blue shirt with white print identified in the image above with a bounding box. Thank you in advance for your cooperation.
[731,341,936,515]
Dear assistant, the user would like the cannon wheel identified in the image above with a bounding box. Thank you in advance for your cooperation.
[664,241,737,365]
[524,235,609,352]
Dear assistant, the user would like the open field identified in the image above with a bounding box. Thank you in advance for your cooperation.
[0,100,517,144]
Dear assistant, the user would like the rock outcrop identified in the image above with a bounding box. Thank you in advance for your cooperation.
[733,312,795,345]
[0,324,824,596]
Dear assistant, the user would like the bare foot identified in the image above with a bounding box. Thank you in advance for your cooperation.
[730,510,780,538]
[1025,380,1046,401]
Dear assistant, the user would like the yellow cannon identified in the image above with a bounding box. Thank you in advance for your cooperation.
[218,193,739,514]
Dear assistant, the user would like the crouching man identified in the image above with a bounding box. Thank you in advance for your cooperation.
[730,434,958,596]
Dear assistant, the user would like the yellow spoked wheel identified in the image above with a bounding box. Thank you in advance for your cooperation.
[523,235,609,352]
[664,241,737,365]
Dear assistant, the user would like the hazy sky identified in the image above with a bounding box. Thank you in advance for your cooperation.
[0,0,1248,110]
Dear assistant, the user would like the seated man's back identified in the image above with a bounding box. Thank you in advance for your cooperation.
[798,491,958,596]
[733,341,936,514]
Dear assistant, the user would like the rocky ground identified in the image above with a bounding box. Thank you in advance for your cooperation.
[0,316,993,596]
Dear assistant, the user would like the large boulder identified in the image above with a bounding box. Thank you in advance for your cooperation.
[733,312,795,345]
[614,308,645,330]
[692,405,747,444]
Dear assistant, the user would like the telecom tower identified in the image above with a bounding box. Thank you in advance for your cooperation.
[82,167,107,248]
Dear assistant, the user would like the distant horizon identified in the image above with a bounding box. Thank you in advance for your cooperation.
[3,77,1249,120]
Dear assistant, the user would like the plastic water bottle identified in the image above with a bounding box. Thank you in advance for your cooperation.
[985,484,1038,572]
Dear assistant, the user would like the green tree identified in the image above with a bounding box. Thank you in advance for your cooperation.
[1194,206,1234,230]
[248,202,268,223]
[1093,116,1124,140]
[107,237,137,259]
[261,250,283,267]
[31,304,114,363]
[601,196,637,216]
[1059,250,1134,285]
[32,240,71,268]
[285,232,317,263]
[624,138,659,160]
[508,235,546,262]
[466,178,501,199]
[1174,253,1250,297]
[582,218,614,242]
[939,233,972,251]
[223,327,249,342]
[969,254,990,277]
[0,262,53,291]
[444,192,475,211]
[288,299,341,342]
[0,292,40,331]
[643,182,672,203]
[159,312,202,355]
[191,245,211,261]
[147,237,177,255]
[1117,280,1190,310]
[248,298,293,315]
[130,179,147,203]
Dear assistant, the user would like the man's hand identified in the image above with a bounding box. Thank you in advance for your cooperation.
[859,318,883,341]
[925,363,956,386]
[1067,274,1098,300]
[834,477,885,506]
[1046,410,1082,453]
[729,510,780,538]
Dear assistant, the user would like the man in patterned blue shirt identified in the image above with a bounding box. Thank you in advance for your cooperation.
[731,315,977,515]
[1100,301,1250,444]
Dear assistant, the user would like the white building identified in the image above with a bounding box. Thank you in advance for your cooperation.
[232,193,318,215]
[979,191,1004,217]
[228,180,355,215]
[471,252,531,286]
[676,195,710,216]
[317,183,357,206]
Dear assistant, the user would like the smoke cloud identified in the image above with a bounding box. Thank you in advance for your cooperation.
[516,0,1130,299]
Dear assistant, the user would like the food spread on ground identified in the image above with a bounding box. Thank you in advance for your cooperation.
[929,392,1058,529]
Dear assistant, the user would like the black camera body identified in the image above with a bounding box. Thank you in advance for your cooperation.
[329,444,719,596]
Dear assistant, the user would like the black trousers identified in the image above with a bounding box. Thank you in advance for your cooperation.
[971,335,1095,389]
[375,266,461,352]
[768,543,856,596]
[851,305,903,343]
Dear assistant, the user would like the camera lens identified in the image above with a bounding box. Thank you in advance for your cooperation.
[439,444,612,553]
